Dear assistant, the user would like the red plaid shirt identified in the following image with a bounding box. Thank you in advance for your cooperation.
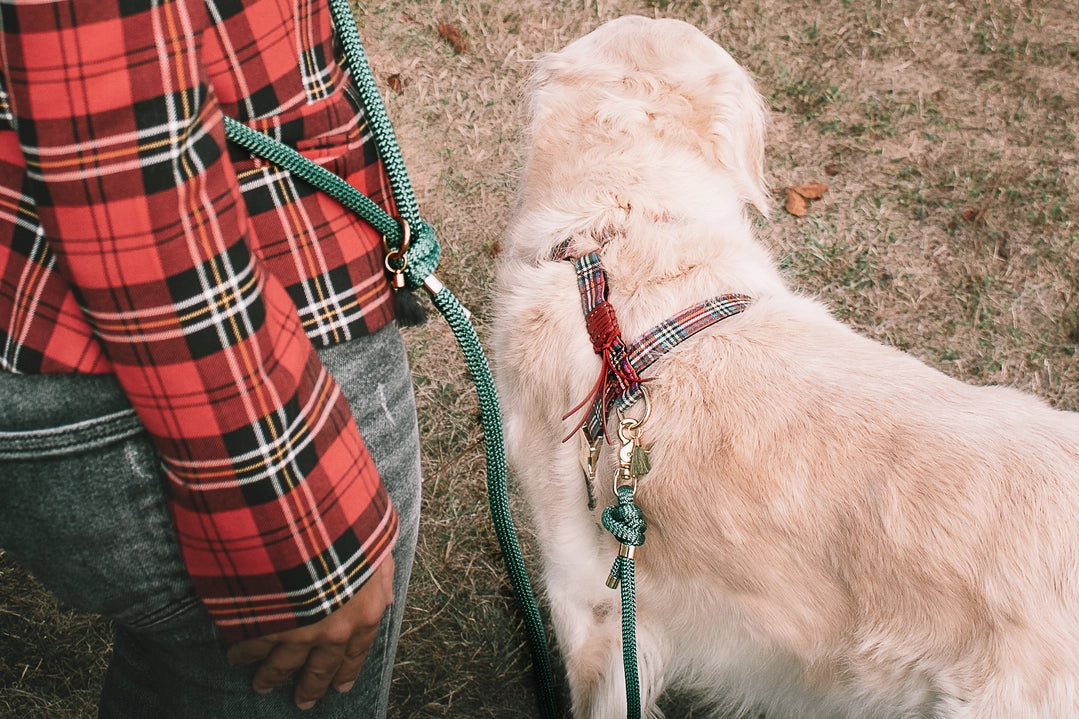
[0,0,401,641]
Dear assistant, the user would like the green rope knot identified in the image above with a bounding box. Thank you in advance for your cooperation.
[400,220,441,290]
[601,484,644,718]
[602,485,647,549]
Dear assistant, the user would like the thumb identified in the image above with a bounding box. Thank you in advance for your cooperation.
[379,556,395,603]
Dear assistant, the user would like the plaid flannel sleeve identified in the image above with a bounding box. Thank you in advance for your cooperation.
[1,0,398,641]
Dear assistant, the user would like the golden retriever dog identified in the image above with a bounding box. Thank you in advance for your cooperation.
[491,15,1079,719]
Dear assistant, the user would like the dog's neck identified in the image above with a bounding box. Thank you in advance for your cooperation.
[572,214,784,300]
[515,153,778,268]
[538,219,785,360]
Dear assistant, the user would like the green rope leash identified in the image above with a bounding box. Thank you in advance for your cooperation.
[222,116,440,287]
[428,285,558,710]
[222,118,397,242]
[223,4,557,717]
[325,0,420,234]
[602,485,647,718]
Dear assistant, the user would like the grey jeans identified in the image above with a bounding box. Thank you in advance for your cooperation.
[0,324,422,718]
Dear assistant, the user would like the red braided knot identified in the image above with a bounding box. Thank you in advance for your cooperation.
[562,300,645,441]
[586,302,620,352]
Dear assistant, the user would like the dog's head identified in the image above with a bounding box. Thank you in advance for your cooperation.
[522,16,769,218]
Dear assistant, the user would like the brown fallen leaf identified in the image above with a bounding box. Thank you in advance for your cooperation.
[791,182,828,200]
[386,74,406,93]
[825,162,840,176]
[961,193,995,226]
[785,189,809,217]
[438,21,468,54]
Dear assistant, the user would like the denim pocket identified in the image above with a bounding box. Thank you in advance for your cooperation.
[0,408,143,459]
[0,389,205,636]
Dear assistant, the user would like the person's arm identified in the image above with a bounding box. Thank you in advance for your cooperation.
[0,0,397,655]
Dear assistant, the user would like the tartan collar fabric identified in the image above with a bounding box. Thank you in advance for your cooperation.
[555,235,752,442]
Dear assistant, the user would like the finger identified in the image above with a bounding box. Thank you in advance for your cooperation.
[332,624,380,693]
[292,644,346,709]
[330,559,394,693]
[251,642,312,695]
[227,637,277,665]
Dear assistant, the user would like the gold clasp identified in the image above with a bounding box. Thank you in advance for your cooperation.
[613,386,652,495]
[383,217,411,289]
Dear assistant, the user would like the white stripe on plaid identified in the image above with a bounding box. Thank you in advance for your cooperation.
[615,293,752,412]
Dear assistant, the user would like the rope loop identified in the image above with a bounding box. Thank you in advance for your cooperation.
[602,484,644,718]
[602,485,647,548]
[401,220,441,289]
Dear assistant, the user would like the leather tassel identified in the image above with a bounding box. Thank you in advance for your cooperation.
[629,443,651,477]
[394,289,427,326]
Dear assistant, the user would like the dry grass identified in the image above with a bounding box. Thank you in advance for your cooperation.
[2,0,1076,717]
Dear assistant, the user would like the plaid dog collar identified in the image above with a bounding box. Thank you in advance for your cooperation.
[555,238,752,442]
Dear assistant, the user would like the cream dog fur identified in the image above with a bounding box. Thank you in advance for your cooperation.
[491,15,1079,719]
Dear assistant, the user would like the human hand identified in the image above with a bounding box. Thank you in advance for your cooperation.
[227,557,395,710]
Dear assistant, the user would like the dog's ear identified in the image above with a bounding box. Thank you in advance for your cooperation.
[662,30,770,216]
[524,51,584,134]
[698,62,770,216]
